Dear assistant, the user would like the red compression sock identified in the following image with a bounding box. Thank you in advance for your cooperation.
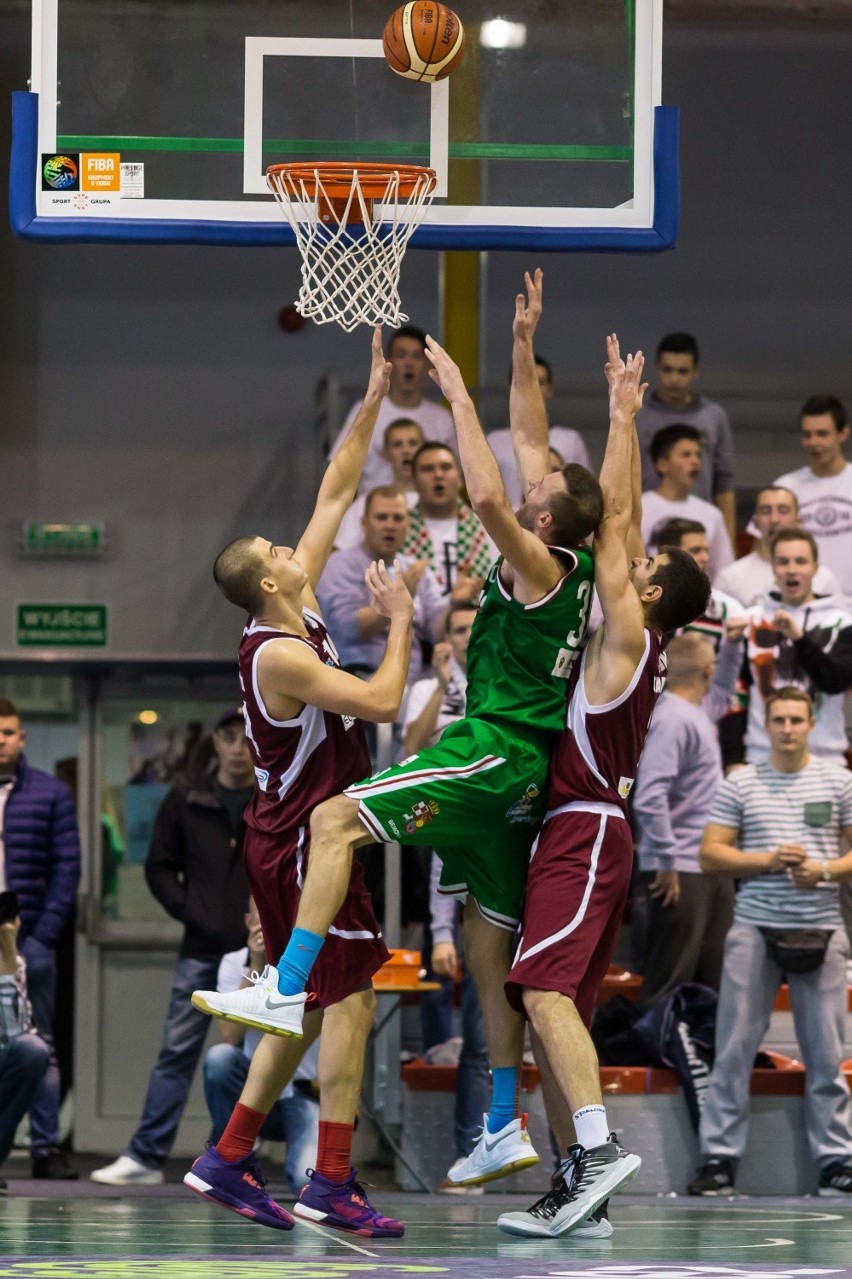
[316,1120,354,1183]
[216,1102,266,1163]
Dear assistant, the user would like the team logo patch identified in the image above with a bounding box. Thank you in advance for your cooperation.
[618,775,635,799]
[403,799,439,834]
[506,783,541,824]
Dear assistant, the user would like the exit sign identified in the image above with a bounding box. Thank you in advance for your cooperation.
[21,522,105,557]
[16,604,108,647]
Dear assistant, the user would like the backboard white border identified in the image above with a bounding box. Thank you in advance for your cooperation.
[28,0,667,237]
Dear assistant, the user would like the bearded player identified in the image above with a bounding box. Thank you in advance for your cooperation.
[194,271,605,1189]
[498,340,711,1240]
[184,329,414,1239]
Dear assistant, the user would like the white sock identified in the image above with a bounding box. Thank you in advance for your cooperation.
[572,1104,610,1151]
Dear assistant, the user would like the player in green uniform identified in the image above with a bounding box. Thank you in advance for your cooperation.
[200,271,604,1185]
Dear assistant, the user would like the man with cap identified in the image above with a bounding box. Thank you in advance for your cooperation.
[91,709,255,1184]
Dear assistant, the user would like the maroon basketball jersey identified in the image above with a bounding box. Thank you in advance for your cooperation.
[548,628,668,816]
[238,610,372,835]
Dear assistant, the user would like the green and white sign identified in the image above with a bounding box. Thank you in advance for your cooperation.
[16,604,108,647]
[21,522,105,556]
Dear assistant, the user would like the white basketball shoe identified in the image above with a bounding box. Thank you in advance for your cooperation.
[444,1113,539,1186]
[191,965,306,1038]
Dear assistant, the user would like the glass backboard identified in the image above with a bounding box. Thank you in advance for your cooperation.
[11,0,677,249]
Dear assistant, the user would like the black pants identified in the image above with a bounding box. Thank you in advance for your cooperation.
[639,871,734,1006]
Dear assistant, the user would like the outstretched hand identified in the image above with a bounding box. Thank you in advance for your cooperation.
[605,333,647,419]
[424,335,469,405]
[512,269,543,343]
[365,558,414,622]
[365,326,393,403]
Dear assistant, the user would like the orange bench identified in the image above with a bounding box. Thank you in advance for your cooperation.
[402,1053,852,1097]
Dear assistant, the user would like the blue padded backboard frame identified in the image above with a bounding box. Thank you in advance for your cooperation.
[10,91,679,251]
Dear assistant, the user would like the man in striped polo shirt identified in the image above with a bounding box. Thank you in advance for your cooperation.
[691,686,852,1196]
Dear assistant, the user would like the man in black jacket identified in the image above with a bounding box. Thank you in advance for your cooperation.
[91,710,254,1184]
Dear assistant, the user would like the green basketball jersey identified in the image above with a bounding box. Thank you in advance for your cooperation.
[464,546,595,736]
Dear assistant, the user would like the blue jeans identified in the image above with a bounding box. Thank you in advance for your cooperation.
[455,964,489,1159]
[0,1033,50,1166]
[126,954,222,1169]
[203,1041,319,1193]
[19,936,61,1160]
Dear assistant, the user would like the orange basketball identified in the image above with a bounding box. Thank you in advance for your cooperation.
[383,3,466,84]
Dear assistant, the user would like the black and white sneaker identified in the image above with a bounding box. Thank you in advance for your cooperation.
[687,1158,735,1196]
[498,1136,638,1239]
[819,1161,852,1196]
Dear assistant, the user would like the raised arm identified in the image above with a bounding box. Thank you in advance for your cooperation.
[295,328,391,587]
[588,344,649,686]
[424,335,561,600]
[509,269,551,494]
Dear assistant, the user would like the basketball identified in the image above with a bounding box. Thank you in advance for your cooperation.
[383,3,466,84]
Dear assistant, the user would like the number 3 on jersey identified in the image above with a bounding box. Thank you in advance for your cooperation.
[551,579,591,679]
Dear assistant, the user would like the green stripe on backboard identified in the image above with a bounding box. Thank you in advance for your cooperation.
[56,136,631,163]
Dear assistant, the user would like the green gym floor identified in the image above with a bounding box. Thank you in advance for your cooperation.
[0,1181,850,1279]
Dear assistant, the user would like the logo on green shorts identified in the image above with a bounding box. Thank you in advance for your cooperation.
[506,783,541,824]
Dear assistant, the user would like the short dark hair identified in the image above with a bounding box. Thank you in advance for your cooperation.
[383,418,424,448]
[213,537,267,614]
[646,547,712,633]
[800,394,848,432]
[650,423,702,465]
[770,527,819,563]
[652,517,706,548]
[363,485,407,515]
[0,698,20,720]
[657,332,700,364]
[411,440,459,474]
[546,464,604,547]
[386,324,427,357]
[765,685,814,720]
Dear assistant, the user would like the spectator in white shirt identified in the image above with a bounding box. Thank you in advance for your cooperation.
[329,325,456,494]
[641,425,735,579]
[738,528,852,765]
[486,356,591,509]
[774,396,852,598]
[401,443,496,598]
[634,332,736,543]
[715,485,842,608]
[334,419,423,551]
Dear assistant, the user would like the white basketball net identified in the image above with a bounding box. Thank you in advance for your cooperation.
[267,166,436,334]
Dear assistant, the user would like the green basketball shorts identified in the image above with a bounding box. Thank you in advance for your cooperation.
[344,717,551,929]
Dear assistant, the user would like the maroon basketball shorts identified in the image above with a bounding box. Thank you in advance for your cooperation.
[244,823,389,1009]
[505,801,633,1027]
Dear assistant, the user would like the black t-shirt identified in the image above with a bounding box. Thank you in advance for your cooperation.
[214,782,254,834]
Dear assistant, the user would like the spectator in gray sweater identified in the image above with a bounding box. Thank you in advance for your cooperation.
[633,633,736,1005]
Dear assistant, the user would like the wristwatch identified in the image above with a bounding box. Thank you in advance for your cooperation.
[821,860,833,883]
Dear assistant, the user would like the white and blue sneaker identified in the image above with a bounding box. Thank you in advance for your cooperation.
[498,1136,639,1237]
[445,1113,539,1186]
[191,965,306,1039]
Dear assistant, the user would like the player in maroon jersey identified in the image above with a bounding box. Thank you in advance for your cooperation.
[498,339,711,1241]
[183,328,414,1239]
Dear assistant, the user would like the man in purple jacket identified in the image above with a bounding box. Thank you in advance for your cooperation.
[0,699,81,1178]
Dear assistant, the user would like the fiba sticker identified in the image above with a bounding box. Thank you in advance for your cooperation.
[42,153,79,190]
[506,783,541,824]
